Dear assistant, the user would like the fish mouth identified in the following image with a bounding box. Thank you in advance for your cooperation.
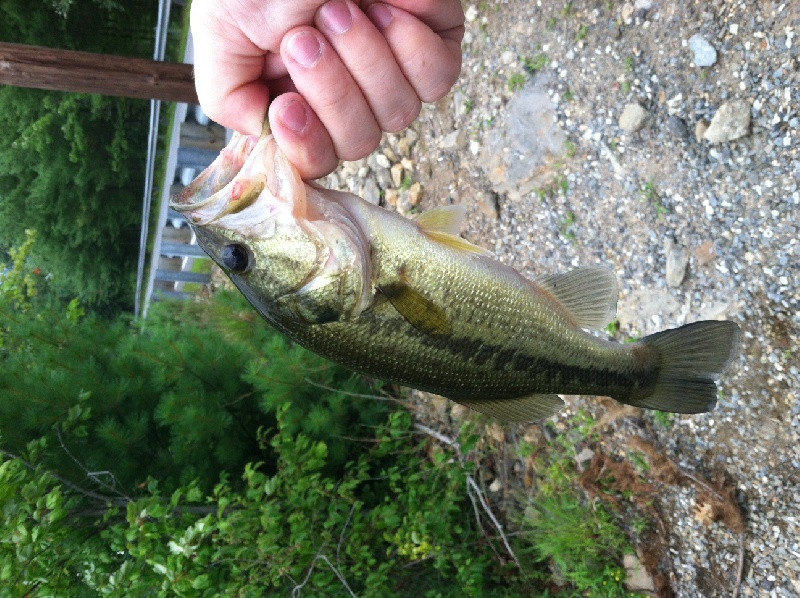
[169,125,305,227]
[170,132,260,222]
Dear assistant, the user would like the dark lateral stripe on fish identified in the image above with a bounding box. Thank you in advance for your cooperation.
[437,333,658,399]
[359,313,658,400]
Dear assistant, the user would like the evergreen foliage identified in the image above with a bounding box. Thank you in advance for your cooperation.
[0,288,388,495]
[0,0,170,310]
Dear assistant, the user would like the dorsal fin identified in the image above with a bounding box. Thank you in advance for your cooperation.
[415,205,492,256]
[537,267,618,330]
[415,205,467,234]
[457,394,565,422]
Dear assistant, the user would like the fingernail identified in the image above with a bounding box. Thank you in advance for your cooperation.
[278,100,308,133]
[320,0,353,34]
[367,3,393,31]
[288,31,321,67]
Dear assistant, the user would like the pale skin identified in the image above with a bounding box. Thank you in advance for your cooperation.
[191,0,465,179]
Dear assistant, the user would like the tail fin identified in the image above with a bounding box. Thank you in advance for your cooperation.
[626,320,740,414]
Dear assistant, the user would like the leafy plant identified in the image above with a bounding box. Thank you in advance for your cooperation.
[516,412,636,596]
[523,53,550,75]
[508,73,527,92]
[640,181,669,217]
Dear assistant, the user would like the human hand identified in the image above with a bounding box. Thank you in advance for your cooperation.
[191,0,464,179]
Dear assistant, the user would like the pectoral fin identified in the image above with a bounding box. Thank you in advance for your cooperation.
[380,282,451,336]
[457,394,565,422]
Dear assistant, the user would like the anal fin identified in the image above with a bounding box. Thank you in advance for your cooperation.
[457,394,565,422]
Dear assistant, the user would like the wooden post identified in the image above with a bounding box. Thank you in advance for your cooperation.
[180,121,226,151]
[0,42,198,104]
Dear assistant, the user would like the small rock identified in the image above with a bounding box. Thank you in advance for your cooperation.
[374,166,393,189]
[704,100,751,143]
[440,129,467,151]
[383,147,398,162]
[634,0,652,17]
[450,403,469,421]
[689,34,718,67]
[576,447,595,464]
[407,182,422,206]
[488,478,503,493]
[624,554,656,593]
[476,191,499,219]
[695,240,717,266]
[465,4,478,22]
[362,178,381,205]
[501,50,515,65]
[667,115,690,139]
[665,238,689,287]
[522,425,544,447]
[375,153,390,169]
[621,2,635,21]
[384,188,398,207]
[695,119,709,141]
[486,423,506,444]
[619,103,650,133]
[666,93,684,115]
[698,301,732,321]
[397,138,411,158]
[390,162,405,188]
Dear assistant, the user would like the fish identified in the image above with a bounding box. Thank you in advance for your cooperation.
[170,128,740,423]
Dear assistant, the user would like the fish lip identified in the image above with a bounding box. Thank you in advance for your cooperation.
[169,132,262,222]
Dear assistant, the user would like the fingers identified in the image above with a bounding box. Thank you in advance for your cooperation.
[362,0,465,35]
[280,0,422,163]
[315,0,422,134]
[268,93,339,180]
[365,2,463,102]
[191,0,465,178]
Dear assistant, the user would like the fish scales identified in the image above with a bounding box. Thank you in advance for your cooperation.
[171,130,740,422]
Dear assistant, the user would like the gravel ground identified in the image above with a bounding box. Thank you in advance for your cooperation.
[321,1,799,596]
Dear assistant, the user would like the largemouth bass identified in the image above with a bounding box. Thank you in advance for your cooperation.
[171,130,739,422]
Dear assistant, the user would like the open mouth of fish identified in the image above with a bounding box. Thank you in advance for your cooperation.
[170,128,307,230]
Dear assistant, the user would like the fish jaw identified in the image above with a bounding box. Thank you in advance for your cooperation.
[170,132,371,326]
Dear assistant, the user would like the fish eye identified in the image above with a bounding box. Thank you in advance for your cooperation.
[220,244,252,273]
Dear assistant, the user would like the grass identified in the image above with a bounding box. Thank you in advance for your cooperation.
[625,56,635,72]
[523,53,550,75]
[400,172,414,191]
[508,72,527,92]
[605,319,621,336]
[652,410,675,428]
[560,211,577,244]
[515,411,637,597]
[640,181,669,217]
